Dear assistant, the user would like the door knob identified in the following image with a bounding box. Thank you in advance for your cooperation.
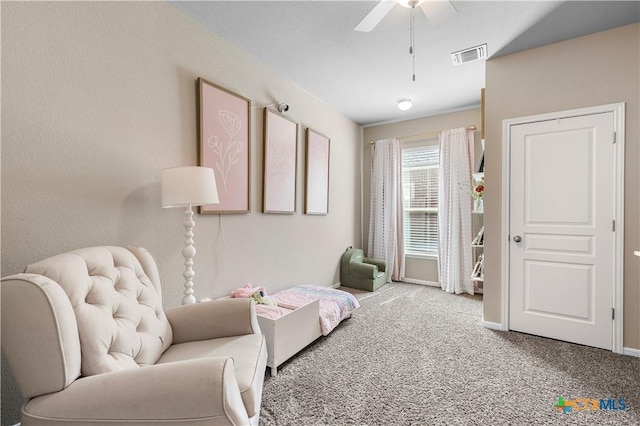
[513,235,522,243]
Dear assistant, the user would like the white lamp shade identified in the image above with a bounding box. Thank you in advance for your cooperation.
[161,166,219,208]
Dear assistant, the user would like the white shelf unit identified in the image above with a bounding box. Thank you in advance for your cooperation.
[471,225,484,291]
[471,171,484,294]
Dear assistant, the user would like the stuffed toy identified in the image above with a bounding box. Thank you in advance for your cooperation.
[250,290,277,306]
[231,283,277,306]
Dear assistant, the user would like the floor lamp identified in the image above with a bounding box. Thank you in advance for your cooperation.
[161,166,219,305]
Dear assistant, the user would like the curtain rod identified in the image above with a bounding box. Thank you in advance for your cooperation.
[368,124,477,145]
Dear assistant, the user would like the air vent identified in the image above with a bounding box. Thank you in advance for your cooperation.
[451,44,488,66]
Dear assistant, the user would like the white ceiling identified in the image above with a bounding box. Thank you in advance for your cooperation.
[171,1,640,126]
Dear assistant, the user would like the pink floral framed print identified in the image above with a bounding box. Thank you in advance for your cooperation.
[263,108,298,214]
[198,77,250,214]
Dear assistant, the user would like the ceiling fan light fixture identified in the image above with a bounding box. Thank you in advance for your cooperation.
[396,0,425,8]
[397,98,413,111]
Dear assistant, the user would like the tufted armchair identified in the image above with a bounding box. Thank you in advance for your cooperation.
[1,246,267,426]
[340,247,388,292]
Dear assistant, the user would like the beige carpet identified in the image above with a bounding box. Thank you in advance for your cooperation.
[259,282,640,425]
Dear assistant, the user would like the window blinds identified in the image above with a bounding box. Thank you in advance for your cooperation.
[402,144,439,255]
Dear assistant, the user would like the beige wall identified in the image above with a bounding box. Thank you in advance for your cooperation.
[1,2,361,422]
[362,108,482,283]
[484,23,639,350]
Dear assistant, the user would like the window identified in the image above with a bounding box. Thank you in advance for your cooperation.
[402,142,439,257]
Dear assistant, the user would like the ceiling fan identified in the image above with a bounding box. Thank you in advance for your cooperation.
[354,0,458,32]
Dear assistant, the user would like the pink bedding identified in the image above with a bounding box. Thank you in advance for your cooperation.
[267,285,360,336]
[254,304,293,320]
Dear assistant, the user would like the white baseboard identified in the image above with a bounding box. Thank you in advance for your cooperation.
[331,282,341,289]
[401,278,439,287]
[481,320,504,330]
[478,326,640,357]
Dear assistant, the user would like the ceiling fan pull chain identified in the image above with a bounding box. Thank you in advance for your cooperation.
[410,7,416,81]
[409,7,414,55]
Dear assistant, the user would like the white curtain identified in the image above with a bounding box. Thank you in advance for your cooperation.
[438,128,474,294]
[368,139,405,282]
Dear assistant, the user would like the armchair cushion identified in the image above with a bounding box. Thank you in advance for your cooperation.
[349,261,380,279]
[158,334,267,418]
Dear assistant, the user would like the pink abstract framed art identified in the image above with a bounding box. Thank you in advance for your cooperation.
[304,128,330,215]
[263,108,298,214]
[198,77,250,214]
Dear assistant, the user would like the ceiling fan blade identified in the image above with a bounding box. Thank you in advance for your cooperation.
[419,0,459,26]
[354,1,397,32]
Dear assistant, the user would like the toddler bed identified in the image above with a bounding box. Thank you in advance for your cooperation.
[253,285,360,376]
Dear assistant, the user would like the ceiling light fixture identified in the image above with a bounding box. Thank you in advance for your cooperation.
[396,0,425,8]
[398,98,413,111]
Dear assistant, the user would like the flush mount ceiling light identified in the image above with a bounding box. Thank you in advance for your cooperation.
[397,98,413,111]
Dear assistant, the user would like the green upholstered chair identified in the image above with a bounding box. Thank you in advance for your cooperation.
[340,247,388,292]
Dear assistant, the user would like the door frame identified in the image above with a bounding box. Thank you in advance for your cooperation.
[501,103,625,353]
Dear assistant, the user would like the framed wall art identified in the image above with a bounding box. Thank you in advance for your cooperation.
[198,77,250,214]
[263,108,298,214]
[304,128,330,215]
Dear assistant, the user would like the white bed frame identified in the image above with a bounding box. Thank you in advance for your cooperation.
[257,300,322,377]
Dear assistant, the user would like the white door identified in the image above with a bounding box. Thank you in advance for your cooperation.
[509,112,615,350]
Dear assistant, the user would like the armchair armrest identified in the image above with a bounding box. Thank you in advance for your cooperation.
[365,257,387,272]
[23,357,249,425]
[349,261,379,279]
[166,298,261,344]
